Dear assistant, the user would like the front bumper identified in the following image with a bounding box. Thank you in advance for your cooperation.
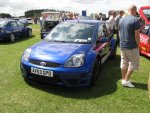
[0,33,5,41]
[0,33,10,41]
[20,62,92,87]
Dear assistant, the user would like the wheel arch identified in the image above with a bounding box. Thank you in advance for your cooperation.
[85,50,100,73]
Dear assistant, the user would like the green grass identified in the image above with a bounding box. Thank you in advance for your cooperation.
[0,24,150,113]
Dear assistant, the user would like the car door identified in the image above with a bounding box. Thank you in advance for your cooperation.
[16,21,27,36]
[96,23,109,60]
[8,21,22,38]
[139,24,150,54]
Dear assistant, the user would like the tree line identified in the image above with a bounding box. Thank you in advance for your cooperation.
[0,13,12,18]
[0,9,67,18]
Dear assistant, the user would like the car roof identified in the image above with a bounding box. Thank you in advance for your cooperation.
[7,20,18,22]
[66,20,105,24]
[0,20,13,22]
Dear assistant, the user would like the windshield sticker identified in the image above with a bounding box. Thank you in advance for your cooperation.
[88,38,92,41]
[74,39,87,42]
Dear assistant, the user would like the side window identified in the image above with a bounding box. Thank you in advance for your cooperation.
[105,23,111,36]
[98,23,109,39]
[10,21,18,27]
[16,21,24,27]
[140,25,150,35]
[98,24,104,39]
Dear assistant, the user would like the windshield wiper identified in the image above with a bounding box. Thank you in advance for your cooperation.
[75,42,92,44]
[44,39,66,43]
[51,40,67,43]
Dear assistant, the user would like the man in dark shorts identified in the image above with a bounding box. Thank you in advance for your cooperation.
[119,5,141,88]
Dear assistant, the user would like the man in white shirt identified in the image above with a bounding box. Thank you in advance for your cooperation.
[40,15,44,27]
[107,11,117,37]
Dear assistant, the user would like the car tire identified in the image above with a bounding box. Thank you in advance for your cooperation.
[90,58,101,86]
[9,33,15,42]
[28,30,32,37]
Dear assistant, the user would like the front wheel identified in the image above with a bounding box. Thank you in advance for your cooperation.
[9,33,15,42]
[90,58,101,86]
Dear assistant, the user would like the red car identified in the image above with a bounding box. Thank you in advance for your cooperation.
[139,6,150,57]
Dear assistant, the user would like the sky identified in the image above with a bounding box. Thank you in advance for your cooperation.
[0,0,149,16]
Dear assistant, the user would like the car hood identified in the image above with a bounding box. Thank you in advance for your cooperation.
[139,6,150,23]
[29,41,92,64]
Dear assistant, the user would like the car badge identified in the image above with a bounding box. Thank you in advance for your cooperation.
[40,62,46,66]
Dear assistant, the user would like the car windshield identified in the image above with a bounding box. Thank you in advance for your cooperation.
[143,9,150,20]
[44,22,95,43]
[0,21,7,27]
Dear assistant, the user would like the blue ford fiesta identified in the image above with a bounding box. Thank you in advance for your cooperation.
[0,20,32,42]
[20,20,117,87]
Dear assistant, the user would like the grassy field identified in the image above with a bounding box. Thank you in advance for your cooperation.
[0,24,150,113]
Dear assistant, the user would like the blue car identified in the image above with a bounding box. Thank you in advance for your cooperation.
[20,20,117,87]
[0,20,32,42]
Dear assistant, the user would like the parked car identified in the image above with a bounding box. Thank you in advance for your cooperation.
[0,20,32,42]
[139,6,150,58]
[41,20,60,39]
[19,18,28,26]
[20,20,117,87]
[0,18,3,21]
[27,18,33,24]
[14,18,19,21]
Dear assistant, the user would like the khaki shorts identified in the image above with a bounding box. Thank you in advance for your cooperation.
[120,48,140,71]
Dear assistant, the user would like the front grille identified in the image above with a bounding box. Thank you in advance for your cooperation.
[80,73,88,78]
[29,59,61,68]
[80,80,87,84]
[27,73,62,85]
[67,79,79,86]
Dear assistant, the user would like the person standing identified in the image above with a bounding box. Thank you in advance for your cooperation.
[119,5,141,88]
[115,10,124,46]
[67,13,74,20]
[107,11,117,37]
[40,14,44,27]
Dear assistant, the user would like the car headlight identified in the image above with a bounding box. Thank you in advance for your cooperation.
[64,54,84,67]
[22,48,32,61]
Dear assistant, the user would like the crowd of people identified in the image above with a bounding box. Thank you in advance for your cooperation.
[39,12,79,27]
[104,5,142,88]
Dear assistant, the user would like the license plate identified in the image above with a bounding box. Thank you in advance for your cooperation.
[31,67,53,77]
